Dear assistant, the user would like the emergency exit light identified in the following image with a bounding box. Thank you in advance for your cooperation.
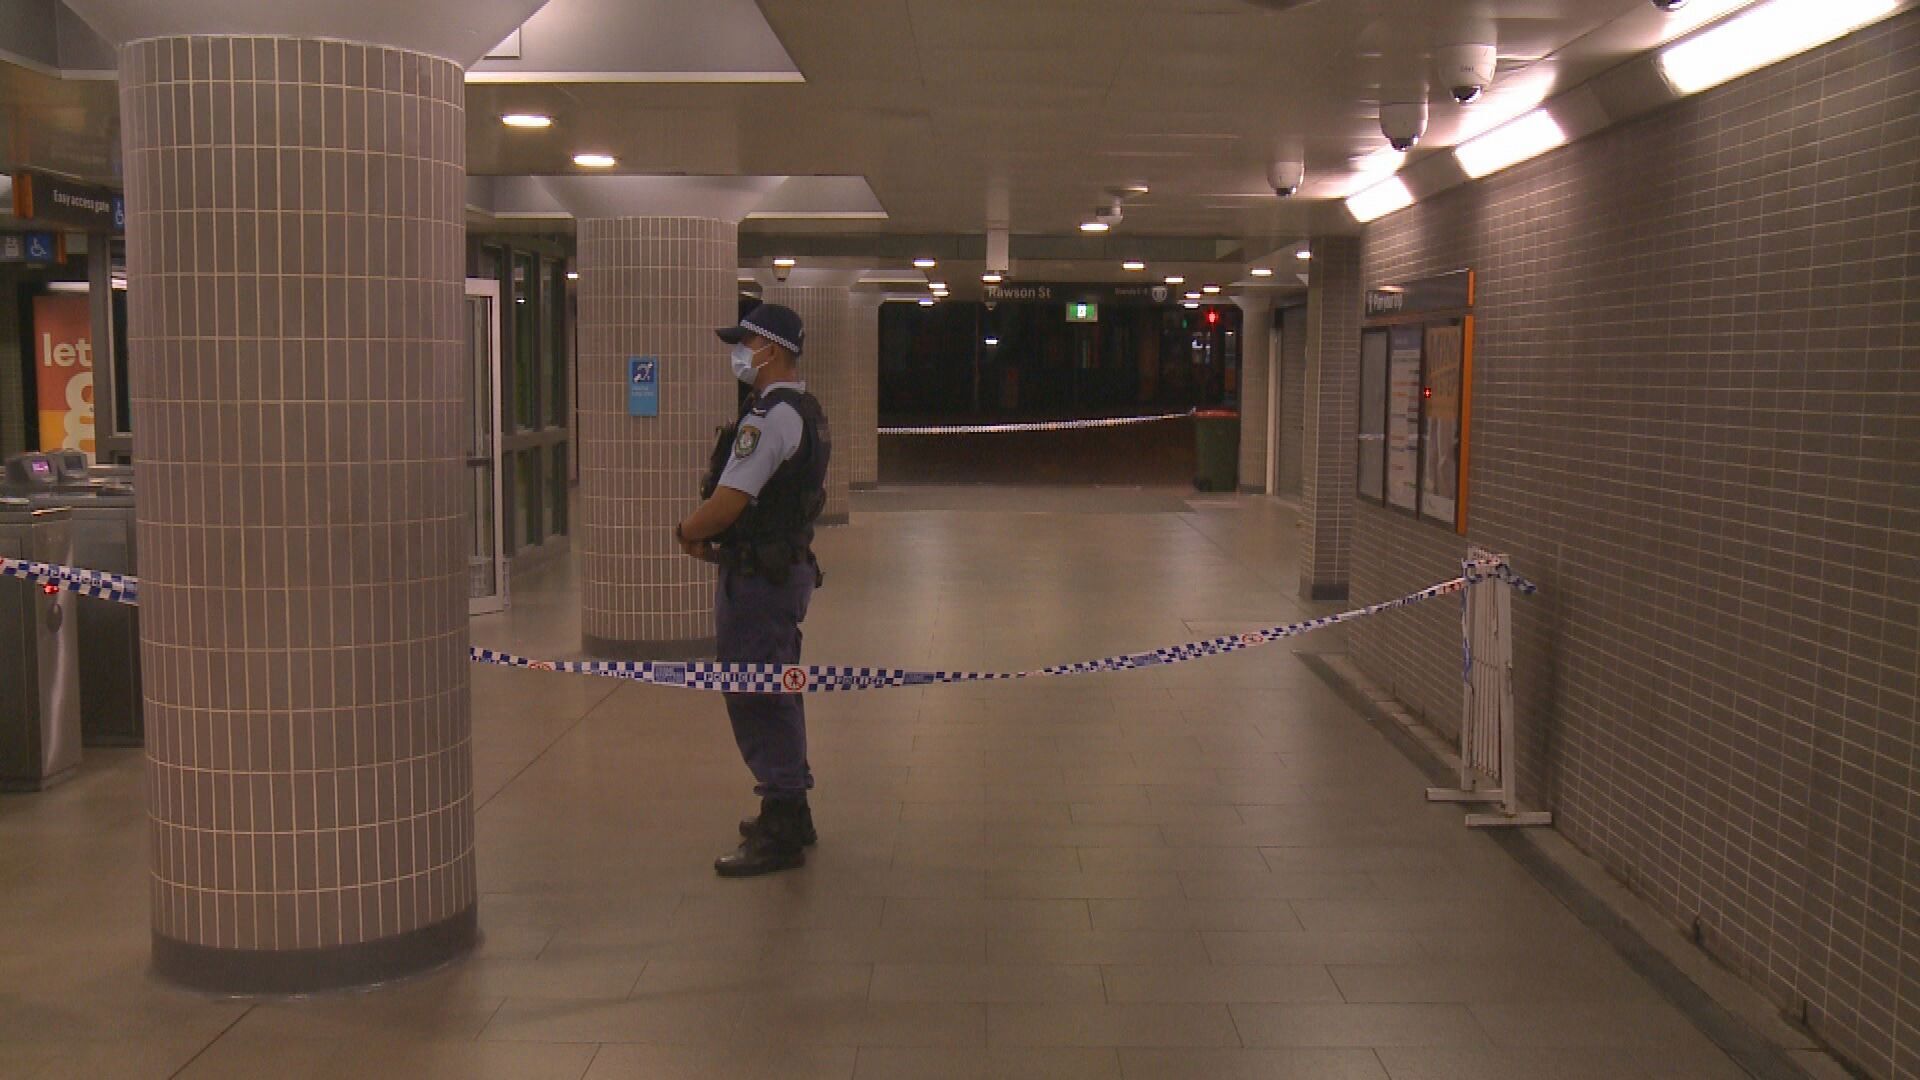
[1066,302,1099,323]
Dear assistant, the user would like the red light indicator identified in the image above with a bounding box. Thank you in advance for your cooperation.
[42,583,58,595]
[1205,309,1219,325]
[1423,387,1433,398]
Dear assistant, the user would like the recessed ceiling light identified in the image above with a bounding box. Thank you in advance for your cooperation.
[918,298,936,306]
[1347,176,1415,223]
[1202,284,1222,294]
[985,337,1000,346]
[1185,291,1202,300]
[1079,221,1110,233]
[502,113,553,129]
[566,271,580,281]
[981,272,1004,284]
[572,152,616,168]
[1296,250,1313,260]
[1183,301,1200,309]
[1454,109,1568,179]
[932,289,950,297]
[772,257,798,268]
[928,281,947,291]
[1249,267,1274,277]
[913,258,938,269]
[1164,275,1185,285]
[1658,0,1900,94]
[1122,260,1147,271]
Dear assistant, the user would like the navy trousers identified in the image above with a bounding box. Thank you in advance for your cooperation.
[716,565,815,800]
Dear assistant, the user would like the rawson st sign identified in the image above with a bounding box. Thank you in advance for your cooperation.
[10,169,125,233]
[984,282,1177,306]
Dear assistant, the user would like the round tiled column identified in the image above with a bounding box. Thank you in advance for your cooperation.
[576,217,736,658]
[762,282,852,525]
[848,291,884,490]
[122,35,475,992]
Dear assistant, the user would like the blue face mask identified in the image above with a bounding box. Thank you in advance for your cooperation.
[730,342,766,385]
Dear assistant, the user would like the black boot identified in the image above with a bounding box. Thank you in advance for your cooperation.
[739,797,817,846]
[715,798,808,878]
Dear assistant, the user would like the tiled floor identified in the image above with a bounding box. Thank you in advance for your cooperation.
[0,487,1751,1079]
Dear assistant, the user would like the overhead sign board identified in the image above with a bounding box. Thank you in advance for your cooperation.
[10,168,124,233]
[1365,269,1473,320]
[985,282,1174,306]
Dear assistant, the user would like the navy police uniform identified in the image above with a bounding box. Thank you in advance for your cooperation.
[704,303,831,875]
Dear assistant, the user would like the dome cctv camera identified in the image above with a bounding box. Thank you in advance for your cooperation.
[1379,100,1429,151]
[1267,160,1306,197]
[1434,44,1497,104]
[772,264,791,283]
[1651,0,1686,10]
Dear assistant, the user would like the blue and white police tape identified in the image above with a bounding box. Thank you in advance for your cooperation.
[878,411,1192,436]
[2,553,1497,694]
[0,557,140,604]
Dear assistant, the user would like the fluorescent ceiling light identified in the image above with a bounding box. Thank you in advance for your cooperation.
[927,281,947,291]
[1658,0,1899,94]
[772,257,797,268]
[1249,267,1274,277]
[501,113,553,129]
[572,152,616,168]
[1164,275,1185,285]
[918,298,936,306]
[1079,221,1110,233]
[1122,260,1147,271]
[985,337,1000,346]
[1185,291,1203,300]
[1296,250,1312,260]
[1454,109,1568,179]
[566,271,580,281]
[913,258,937,269]
[1183,301,1200,309]
[1202,284,1221,294]
[981,272,1003,284]
[1346,176,1415,223]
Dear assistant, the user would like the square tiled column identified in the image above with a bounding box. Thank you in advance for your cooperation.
[1298,236,1363,602]
[763,284,852,525]
[1234,295,1274,493]
[122,35,476,992]
[576,217,737,659]
[848,291,884,490]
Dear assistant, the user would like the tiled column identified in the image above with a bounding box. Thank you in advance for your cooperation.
[763,279,853,525]
[1298,236,1363,602]
[848,290,884,490]
[1234,294,1274,494]
[576,218,736,658]
[122,36,476,992]
[1276,303,1308,496]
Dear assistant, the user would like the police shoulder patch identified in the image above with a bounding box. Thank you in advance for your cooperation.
[733,425,762,459]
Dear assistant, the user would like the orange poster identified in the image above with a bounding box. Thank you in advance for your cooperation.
[33,293,94,455]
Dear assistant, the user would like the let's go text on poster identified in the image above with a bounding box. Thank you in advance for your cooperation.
[34,293,94,455]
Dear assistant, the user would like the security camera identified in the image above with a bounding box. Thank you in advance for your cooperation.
[1380,100,1429,151]
[1094,200,1125,226]
[1650,0,1686,10]
[1434,44,1497,104]
[772,264,791,283]
[1267,160,1306,197]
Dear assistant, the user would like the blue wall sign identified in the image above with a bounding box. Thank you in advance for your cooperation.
[627,356,659,417]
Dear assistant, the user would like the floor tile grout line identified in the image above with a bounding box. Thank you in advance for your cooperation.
[165,1001,257,1080]
[575,1042,603,1080]
[472,680,622,819]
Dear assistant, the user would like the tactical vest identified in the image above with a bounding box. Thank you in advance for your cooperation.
[700,387,831,583]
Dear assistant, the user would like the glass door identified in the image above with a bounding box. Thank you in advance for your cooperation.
[464,279,508,615]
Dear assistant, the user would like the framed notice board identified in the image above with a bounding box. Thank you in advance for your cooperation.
[1356,269,1474,534]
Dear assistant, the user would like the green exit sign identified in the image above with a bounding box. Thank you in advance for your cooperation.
[1066,301,1099,323]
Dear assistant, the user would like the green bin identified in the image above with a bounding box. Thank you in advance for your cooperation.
[1192,408,1240,492]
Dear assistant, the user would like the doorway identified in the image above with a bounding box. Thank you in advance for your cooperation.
[464,278,508,615]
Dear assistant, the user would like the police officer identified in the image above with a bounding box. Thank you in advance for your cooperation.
[675,303,831,877]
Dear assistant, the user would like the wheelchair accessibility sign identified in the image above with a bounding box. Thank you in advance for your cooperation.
[627,356,659,417]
